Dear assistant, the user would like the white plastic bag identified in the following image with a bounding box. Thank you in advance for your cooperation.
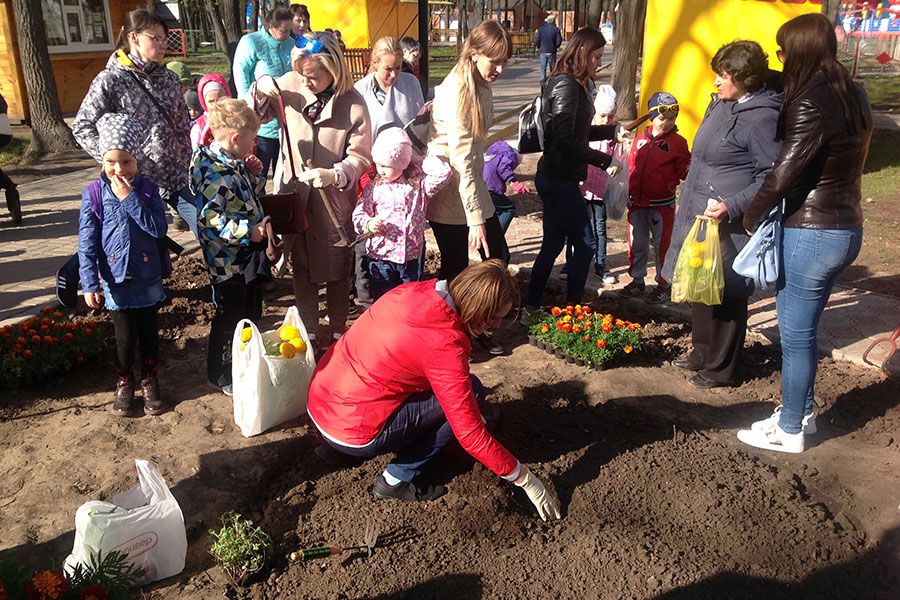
[232,306,315,437]
[605,142,630,220]
[63,460,186,585]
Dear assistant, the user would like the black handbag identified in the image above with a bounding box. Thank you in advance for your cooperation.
[258,77,309,235]
[517,93,545,154]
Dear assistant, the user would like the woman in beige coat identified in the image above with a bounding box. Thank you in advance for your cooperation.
[427,20,513,286]
[253,32,372,344]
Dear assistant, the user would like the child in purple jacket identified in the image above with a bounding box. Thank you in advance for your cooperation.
[483,141,529,235]
[353,128,451,300]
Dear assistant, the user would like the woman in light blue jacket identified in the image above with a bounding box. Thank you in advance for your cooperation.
[232,7,293,179]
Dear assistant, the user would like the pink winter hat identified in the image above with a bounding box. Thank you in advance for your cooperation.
[371,127,413,171]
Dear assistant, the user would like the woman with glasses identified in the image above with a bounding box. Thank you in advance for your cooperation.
[252,32,372,348]
[73,9,194,234]
[233,7,295,179]
[307,259,560,522]
[737,13,872,454]
[660,40,782,390]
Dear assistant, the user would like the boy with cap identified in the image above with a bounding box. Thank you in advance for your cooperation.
[352,127,451,300]
[191,98,268,396]
[77,113,169,416]
[621,91,691,304]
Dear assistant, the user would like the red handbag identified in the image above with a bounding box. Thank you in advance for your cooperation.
[258,78,309,235]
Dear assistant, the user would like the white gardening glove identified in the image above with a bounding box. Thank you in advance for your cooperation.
[515,465,561,521]
[255,76,280,98]
[606,158,624,178]
[615,123,635,144]
[298,167,338,189]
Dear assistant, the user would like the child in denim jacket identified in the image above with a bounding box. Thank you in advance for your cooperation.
[353,128,451,300]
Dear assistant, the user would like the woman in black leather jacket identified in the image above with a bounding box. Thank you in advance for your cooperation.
[524,27,618,311]
[736,13,873,454]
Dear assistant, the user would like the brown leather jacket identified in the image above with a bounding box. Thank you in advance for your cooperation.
[743,74,872,231]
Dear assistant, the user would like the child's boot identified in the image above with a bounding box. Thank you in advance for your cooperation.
[141,358,165,416]
[113,374,135,417]
[6,187,21,225]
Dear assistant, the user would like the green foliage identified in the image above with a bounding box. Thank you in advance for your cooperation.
[66,550,146,599]
[529,304,642,367]
[0,550,144,600]
[0,136,28,165]
[208,512,273,588]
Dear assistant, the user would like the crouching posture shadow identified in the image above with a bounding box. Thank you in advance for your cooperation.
[306,260,561,521]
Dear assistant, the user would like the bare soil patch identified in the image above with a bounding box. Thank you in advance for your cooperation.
[1,255,897,599]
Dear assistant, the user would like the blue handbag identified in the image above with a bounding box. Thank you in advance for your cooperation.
[734,203,783,293]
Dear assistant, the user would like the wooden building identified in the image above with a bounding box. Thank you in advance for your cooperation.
[0,0,143,122]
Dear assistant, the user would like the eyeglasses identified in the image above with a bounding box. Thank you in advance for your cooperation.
[653,103,679,113]
[776,49,785,63]
[140,33,167,46]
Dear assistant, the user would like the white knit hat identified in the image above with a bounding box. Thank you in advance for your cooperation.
[594,84,617,114]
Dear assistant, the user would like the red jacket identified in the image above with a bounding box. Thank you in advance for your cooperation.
[628,127,691,207]
[307,280,520,478]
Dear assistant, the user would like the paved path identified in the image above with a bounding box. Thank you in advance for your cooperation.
[1,58,897,374]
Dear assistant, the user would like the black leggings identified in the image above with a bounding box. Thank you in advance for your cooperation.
[208,276,263,387]
[429,216,510,281]
[109,306,159,379]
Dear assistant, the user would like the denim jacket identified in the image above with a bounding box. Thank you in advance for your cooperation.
[77,173,168,292]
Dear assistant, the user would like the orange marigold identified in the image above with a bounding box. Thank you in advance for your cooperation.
[83,328,93,336]
[583,307,592,314]
[602,326,612,334]
[31,335,41,344]
[63,333,75,342]
[583,320,592,329]
[561,323,572,333]
[596,340,607,348]
[79,584,109,600]
[42,307,54,314]
[572,324,582,333]
[40,318,51,326]
[53,311,63,319]
[624,345,633,353]
[43,336,54,345]
[550,307,562,316]
[582,335,591,342]
[23,349,33,359]
[26,569,67,600]
[13,343,23,352]
[540,324,550,333]
[16,336,26,344]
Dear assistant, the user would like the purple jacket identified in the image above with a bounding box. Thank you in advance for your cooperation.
[482,141,521,196]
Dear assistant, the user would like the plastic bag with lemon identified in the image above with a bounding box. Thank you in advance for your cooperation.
[671,217,724,305]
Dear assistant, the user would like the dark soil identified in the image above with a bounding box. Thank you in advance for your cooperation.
[1,255,898,600]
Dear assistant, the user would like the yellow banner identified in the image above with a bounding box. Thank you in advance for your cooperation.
[305,1,419,50]
[640,0,822,144]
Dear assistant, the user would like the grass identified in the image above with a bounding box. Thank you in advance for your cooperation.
[862,129,900,201]
[0,136,29,165]
[175,51,231,77]
[860,76,900,112]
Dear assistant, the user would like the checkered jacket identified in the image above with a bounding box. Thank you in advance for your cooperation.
[191,143,267,283]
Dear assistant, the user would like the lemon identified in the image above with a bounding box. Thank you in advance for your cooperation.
[290,337,307,353]
[689,257,703,269]
[240,327,252,343]
[279,325,301,341]
[279,342,297,358]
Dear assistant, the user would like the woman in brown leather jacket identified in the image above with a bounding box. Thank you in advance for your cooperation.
[736,13,873,454]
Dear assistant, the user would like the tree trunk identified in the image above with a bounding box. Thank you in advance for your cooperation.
[206,0,230,52]
[586,0,602,28]
[610,0,647,120]
[9,0,77,159]
[821,0,840,25]
[474,0,485,26]
[249,0,260,32]
[220,0,243,44]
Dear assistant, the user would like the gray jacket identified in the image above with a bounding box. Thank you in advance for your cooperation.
[73,52,191,195]
[662,87,782,297]
[353,72,424,140]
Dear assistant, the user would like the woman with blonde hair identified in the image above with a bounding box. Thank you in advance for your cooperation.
[307,259,560,521]
[253,32,372,347]
[355,36,424,138]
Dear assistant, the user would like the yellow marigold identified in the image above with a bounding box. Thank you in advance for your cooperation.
[240,327,252,343]
[562,315,572,323]
[689,256,703,269]
[624,345,633,354]
[279,325,301,341]
[290,337,307,353]
[279,342,297,358]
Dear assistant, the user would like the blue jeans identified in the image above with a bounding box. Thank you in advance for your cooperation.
[526,173,596,307]
[776,226,862,434]
[491,191,516,235]
[325,375,487,482]
[368,258,422,301]
[564,200,608,275]
[540,52,556,82]
[255,136,280,180]
[174,186,198,239]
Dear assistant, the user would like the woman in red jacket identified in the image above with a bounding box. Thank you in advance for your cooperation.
[307,260,560,521]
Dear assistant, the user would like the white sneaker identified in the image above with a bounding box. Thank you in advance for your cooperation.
[750,405,817,435]
[737,422,805,454]
[601,272,618,285]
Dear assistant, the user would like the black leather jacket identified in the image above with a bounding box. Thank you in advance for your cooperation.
[537,74,615,182]
[743,74,872,230]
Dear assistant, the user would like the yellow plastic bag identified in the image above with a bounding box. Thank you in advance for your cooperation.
[671,217,724,306]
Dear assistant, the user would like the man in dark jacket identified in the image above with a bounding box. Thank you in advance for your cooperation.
[534,15,563,82]
[0,93,21,225]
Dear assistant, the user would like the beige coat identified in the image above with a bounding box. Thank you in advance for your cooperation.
[256,71,372,283]
[426,70,495,227]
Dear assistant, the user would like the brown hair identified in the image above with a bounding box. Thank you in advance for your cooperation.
[777,12,869,136]
[549,26,606,87]
[264,7,293,29]
[116,9,167,52]
[711,40,769,93]
[289,4,310,20]
[454,20,513,139]
[449,259,519,336]
[207,98,260,135]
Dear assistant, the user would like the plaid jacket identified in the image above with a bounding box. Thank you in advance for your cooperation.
[191,143,267,283]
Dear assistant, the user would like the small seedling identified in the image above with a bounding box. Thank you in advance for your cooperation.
[208,512,273,587]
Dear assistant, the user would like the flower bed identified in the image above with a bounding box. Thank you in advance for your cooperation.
[0,307,107,388]
[526,305,642,368]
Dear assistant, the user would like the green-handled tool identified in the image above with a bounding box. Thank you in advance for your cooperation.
[290,525,379,562]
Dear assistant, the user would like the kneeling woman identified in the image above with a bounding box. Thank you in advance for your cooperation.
[307,260,561,521]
